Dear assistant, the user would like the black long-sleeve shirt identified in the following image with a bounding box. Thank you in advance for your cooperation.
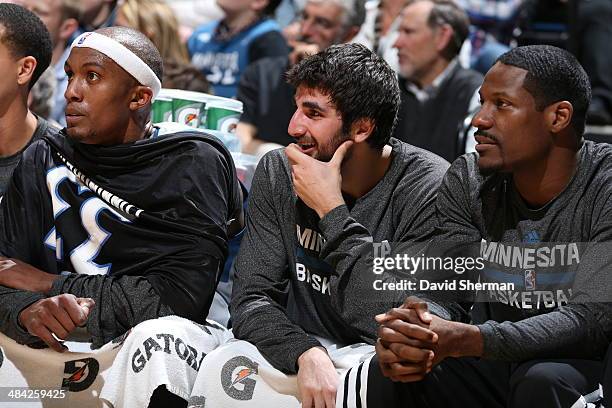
[0,130,242,347]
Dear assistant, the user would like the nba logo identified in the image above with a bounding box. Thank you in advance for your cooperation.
[78,32,92,45]
[524,270,536,290]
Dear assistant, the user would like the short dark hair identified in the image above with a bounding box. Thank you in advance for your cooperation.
[0,3,52,90]
[406,0,469,60]
[286,43,400,149]
[96,26,164,82]
[497,45,592,137]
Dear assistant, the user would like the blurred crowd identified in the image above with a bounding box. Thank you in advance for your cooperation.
[4,0,612,161]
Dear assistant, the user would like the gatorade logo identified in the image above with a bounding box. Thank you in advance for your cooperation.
[218,116,238,133]
[62,358,99,392]
[221,356,258,401]
[177,108,199,127]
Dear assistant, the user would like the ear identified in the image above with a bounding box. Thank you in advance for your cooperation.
[59,18,79,42]
[129,86,154,112]
[351,118,375,144]
[16,56,37,87]
[547,101,573,134]
[435,24,453,54]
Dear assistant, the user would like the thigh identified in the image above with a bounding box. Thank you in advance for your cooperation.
[510,359,602,408]
[358,356,509,408]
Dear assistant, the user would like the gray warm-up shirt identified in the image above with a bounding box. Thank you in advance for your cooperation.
[231,138,452,374]
[435,140,612,362]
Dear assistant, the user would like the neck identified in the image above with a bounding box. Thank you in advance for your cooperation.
[341,143,393,198]
[223,9,259,34]
[512,143,580,208]
[413,58,450,89]
[0,98,37,157]
[121,120,152,144]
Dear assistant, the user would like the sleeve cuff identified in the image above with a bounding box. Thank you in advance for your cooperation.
[318,204,350,237]
[476,321,498,359]
[48,274,70,297]
[11,292,46,343]
[283,336,324,374]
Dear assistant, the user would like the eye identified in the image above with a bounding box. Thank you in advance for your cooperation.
[496,99,510,108]
[87,71,100,82]
[65,70,73,80]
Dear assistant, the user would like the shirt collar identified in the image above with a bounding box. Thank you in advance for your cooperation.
[404,59,459,102]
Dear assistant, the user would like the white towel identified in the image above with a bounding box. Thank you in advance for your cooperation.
[188,338,374,408]
[0,316,231,408]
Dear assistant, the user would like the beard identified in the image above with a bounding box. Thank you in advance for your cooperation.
[315,129,351,162]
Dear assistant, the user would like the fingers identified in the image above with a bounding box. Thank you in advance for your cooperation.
[382,317,438,344]
[76,297,95,321]
[330,140,353,167]
[301,393,312,408]
[285,143,308,164]
[30,325,66,353]
[377,325,435,348]
[402,296,432,324]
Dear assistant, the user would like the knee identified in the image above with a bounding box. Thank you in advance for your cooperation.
[513,362,565,392]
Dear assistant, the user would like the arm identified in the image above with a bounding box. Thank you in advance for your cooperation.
[231,154,322,374]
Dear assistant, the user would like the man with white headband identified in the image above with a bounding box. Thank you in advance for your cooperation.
[0,26,242,407]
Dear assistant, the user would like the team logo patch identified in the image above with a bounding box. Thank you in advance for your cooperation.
[62,358,99,392]
[525,270,536,290]
[221,356,258,401]
[77,32,93,45]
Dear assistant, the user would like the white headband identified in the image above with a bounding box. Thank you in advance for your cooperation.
[71,32,162,100]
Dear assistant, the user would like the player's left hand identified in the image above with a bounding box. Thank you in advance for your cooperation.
[285,140,353,218]
[0,257,57,294]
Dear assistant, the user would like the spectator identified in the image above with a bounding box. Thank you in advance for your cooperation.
[0,3,55,214]
[24,0,80,126]
[188,0,288,98]
[80,0,117,30]
[353,0,406,72]
[236,0,366,155]
[115,0,210,91]
[392,0,483,162]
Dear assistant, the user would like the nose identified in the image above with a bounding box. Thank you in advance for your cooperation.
[471,105,493,129]
[287,109,307,139]
[64,76,83,103]
[393,33,403,50]
[300,19,315,41]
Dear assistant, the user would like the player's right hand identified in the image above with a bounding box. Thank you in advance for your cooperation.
[297,346,338,408]
[18,294,95,352]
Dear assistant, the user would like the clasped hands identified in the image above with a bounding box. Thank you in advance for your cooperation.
[376,296,469,383]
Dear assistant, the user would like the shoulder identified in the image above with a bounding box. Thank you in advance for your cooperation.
[390,138,450,182]
[188,21,219,47]
[580,141,612,195]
